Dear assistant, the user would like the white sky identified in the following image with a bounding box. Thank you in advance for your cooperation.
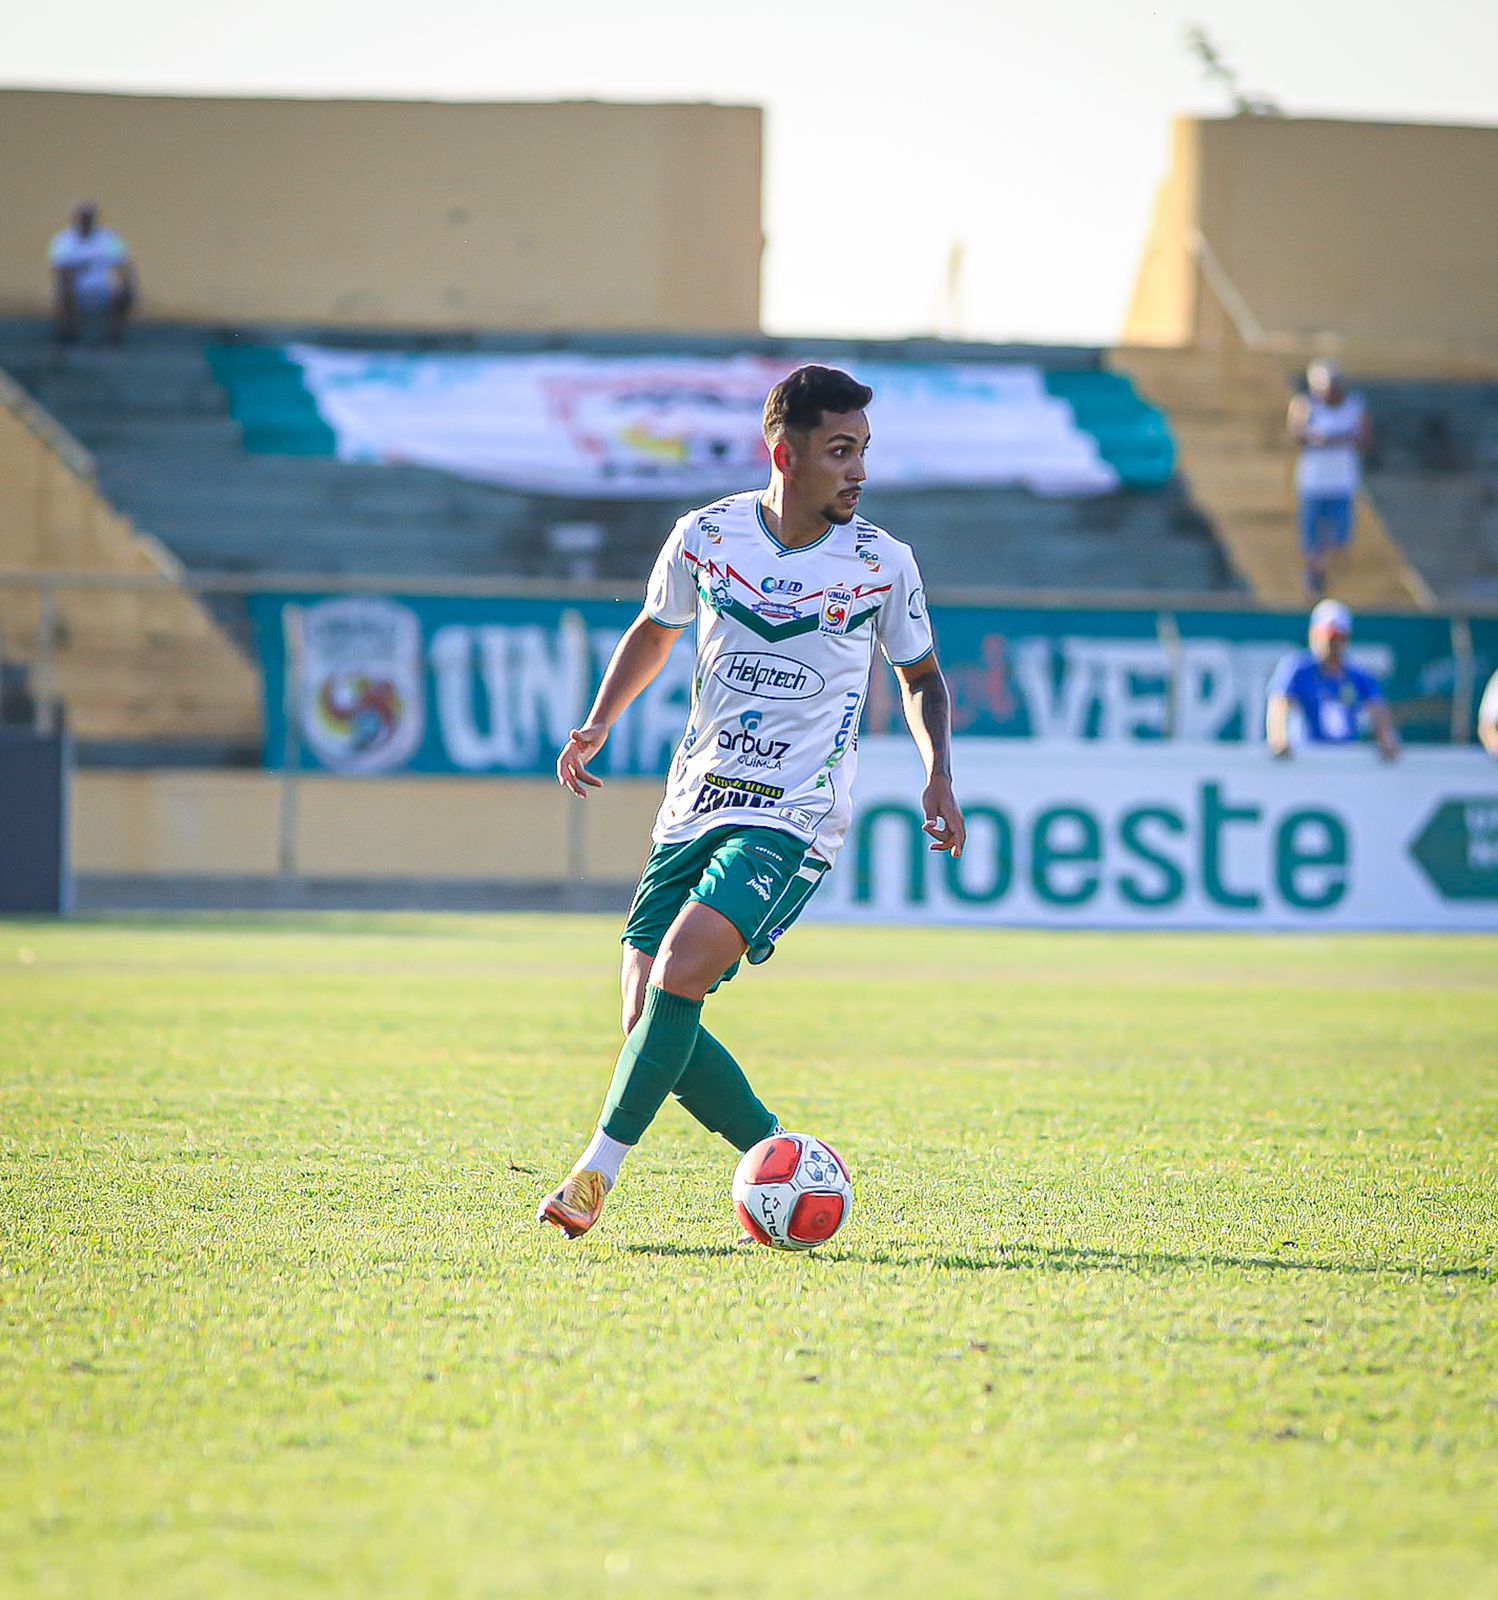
[8,0,1496,344]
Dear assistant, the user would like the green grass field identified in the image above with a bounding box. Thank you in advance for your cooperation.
[3,914,1496,1598]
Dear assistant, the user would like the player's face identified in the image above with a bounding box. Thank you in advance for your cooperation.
[784,410,870,524]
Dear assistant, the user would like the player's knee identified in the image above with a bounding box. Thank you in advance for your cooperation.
[651,948,721,1002]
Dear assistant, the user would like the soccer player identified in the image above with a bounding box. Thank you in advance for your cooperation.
[1265,598,1400,760]
[1477,667,1498,759]
[538,365,966,1239]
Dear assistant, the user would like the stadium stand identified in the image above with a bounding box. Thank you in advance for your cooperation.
[0,318,1236,596]
[1114,345,1430,607]
[0,362,261,749]
[1359,380,1498,603]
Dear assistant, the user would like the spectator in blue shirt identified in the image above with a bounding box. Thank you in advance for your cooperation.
[1266,599,1399,760]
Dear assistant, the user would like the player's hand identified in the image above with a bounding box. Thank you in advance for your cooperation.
[557,725,608,797]
[921,775,965,858]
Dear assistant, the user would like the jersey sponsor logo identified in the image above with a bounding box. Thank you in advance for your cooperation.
[718,709,791,766]
[820,587,854,635]
[751,600,801,623]
[815,690,863,789]
[779,806,815,829]
[760,576,804,596]
[908,585,928,621]
[712,651,826,701]
[689,772,786,816]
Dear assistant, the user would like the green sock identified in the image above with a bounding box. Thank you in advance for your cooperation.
[600,985,703,1145]
[673,1028,777,1153]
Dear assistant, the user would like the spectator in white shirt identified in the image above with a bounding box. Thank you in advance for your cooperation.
[1287,360,1373,599]
[49,201,135,345]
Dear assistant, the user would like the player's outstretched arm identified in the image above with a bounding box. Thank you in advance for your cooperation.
[557,612,681,797]
[894,653,965,858]
[1371,700,1401,762]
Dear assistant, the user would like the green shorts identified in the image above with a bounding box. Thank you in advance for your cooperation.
[621,825,829,987]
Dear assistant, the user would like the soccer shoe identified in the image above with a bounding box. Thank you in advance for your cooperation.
[537,1169,608,1239]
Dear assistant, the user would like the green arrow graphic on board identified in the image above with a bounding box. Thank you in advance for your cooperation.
[1409,798,1498,900]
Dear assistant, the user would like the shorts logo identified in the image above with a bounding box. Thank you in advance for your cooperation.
[712,652,826,701]
[746,870,776,902]
[820,588,854,635]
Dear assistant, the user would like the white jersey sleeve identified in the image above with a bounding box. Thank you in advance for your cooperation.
[875,546,935,667]
[1479,668,1498,730]
[644,518,698,629]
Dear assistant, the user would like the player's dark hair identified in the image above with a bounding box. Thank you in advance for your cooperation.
[763,365,873,446]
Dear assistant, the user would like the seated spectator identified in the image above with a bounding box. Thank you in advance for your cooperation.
[1266,599,1399,760]
[1478,667,1498,758]
[50,201,135,345]
[1287,360,1372,598]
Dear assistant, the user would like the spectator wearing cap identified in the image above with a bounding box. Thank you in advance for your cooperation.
[1287,360,1372,598]
[49,201,135,345]
[1477,667,1498,758]
[1266,599,1399,761]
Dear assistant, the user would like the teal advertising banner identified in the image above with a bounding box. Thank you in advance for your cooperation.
[249,594,1473,775]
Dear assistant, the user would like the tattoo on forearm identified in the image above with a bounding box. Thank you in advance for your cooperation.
[907,670,952,777]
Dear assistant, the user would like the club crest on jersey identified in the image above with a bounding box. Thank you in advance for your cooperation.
[820,587,854,635]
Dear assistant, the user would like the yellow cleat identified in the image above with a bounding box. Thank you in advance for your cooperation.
[537,1168,609,1239]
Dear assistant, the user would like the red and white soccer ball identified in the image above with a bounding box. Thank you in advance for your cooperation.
[733,1133,853,1251]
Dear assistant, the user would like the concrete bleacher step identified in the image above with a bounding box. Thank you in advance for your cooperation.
[1111,345,1431,607]
[2,318,1243,625]
[0,365,263,747]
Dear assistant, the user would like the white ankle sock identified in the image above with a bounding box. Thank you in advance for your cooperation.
[574,1128,633,1190]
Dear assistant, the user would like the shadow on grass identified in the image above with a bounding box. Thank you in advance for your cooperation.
[625,1243,749,1261]
[829,1241,1496,1280]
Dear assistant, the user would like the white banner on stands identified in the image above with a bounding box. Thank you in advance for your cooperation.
[286,348,1119,498]
[813,740,1498,931]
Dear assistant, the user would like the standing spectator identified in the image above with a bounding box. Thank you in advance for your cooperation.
[49,201,135,345]
[1477,667,1498,758]
[1266,599,1400,760]
[1287,359,1372,597]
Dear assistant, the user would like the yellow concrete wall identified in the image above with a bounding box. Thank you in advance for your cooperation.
[74,772,662,881]
[1121,120,1199,348]
[0,91,762,332]
[1124,116,1498,352]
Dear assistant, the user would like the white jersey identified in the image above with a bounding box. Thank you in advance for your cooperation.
[1296,393,1366,497]
[644,489,934,865]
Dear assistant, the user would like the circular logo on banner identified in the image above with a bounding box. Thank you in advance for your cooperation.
[298,597,425,773]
